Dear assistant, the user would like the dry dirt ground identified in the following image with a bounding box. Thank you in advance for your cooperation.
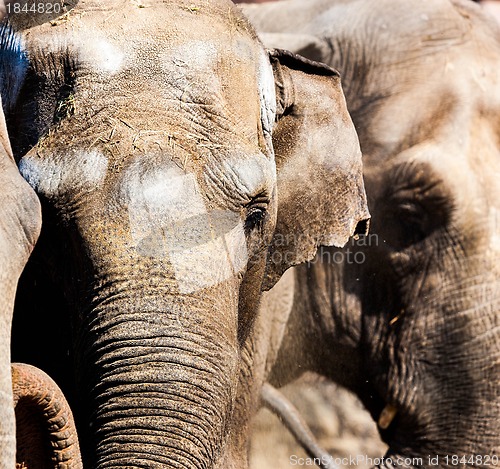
[249,374,387,469]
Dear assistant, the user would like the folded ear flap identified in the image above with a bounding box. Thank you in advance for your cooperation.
[263,49,370,290]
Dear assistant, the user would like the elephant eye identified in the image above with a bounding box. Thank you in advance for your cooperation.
[383,193,453,250]
[381,162,454,250]
[245,207,266,233]
[244,197,268,234]
[394,201,429,247]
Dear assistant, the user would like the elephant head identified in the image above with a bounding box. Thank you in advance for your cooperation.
[246,0,500,465]
[9,1,368,467]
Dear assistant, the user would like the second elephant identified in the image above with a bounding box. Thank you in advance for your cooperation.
[245,0,500,467]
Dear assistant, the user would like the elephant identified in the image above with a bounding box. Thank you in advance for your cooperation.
[0,14,40,467]
[7,0,369,467]
[243,0,500,466]
[0,13,83,467]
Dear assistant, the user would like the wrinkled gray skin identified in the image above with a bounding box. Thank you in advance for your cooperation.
[245,0,500,467]
[8,1,369,468]
[0,11,41,468]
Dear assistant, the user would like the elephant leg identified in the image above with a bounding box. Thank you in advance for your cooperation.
[12,363,82,469]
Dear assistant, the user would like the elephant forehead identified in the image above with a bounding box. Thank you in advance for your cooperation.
[31,30,125,75]
[159,38,276,145]
[77,36,124,74]
[161,40,219,73]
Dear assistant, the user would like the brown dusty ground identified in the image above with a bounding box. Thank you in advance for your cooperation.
[249,374,387,469]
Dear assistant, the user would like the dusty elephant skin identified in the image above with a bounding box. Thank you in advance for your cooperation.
[244,0,500,467]
[9,0,369,467]
[0,19,41,469]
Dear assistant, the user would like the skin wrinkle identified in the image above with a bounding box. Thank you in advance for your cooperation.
[101,440,210,468]
[204,165,251,208]
[97,444,202,466]
[95,355,228,386]
[86,307,239,346]
[161,92,238,141]
[94,390,222,419]
[97,407,220,437]
[97,399,220,433]
[96,389,218,416]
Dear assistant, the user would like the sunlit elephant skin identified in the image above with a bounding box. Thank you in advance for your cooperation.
[8,1,369,467]
[0,17,41,468]
[244,0,500,466]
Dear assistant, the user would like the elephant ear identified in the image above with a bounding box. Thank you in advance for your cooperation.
[262,49,370,290]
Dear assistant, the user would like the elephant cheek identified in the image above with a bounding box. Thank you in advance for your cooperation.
[123,168,249,294]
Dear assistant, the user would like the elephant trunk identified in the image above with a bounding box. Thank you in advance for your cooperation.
[12,362,83,469]
[79,306,239,469]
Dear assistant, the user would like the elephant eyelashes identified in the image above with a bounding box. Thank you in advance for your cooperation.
[395,202,429,247]
[244,204,267,234]
[244,193,269,234]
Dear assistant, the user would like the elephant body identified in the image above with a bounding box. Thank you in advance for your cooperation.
[244,0,500,466]
[9,1,369,467]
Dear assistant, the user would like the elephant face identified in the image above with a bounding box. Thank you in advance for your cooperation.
[9,1,368,467]
[246,0,500,464]
[355,151,500,458]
